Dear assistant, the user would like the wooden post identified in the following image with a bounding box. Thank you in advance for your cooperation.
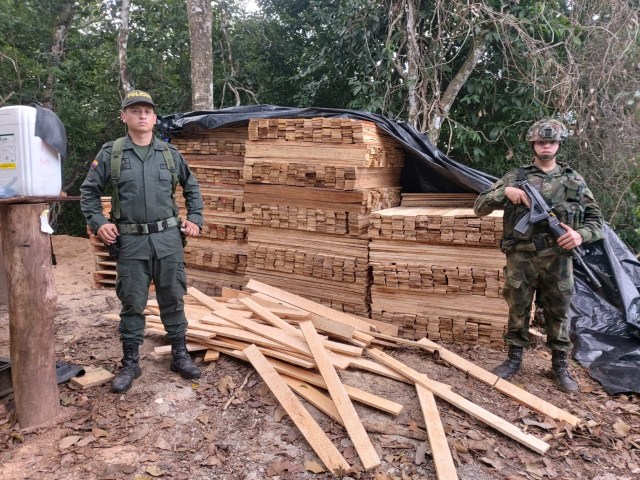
[0,203,59,427]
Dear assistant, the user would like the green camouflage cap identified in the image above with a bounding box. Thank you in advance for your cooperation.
[121,90,156,109]
[526,119,568,143]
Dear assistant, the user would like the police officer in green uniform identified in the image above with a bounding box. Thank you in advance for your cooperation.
[474,119,603,393]
[80,90,204,393]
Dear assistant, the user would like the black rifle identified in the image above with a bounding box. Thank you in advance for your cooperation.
[514,182,602,289]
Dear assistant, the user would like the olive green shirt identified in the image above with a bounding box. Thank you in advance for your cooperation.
[80,135,204,260]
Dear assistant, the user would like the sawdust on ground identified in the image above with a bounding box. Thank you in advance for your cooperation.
[0,234,638,480]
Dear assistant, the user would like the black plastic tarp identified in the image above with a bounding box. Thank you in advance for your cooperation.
[159,105,640,394]
[159,105,496,194]
[35,106,67,158]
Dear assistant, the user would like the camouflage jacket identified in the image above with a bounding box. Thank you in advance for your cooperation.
[473,162,603,251]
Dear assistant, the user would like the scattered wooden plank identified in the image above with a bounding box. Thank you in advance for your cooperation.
[203,350,220,362]
[347,357,411,383]
[368,348,550,455]
[261,357,403,415]
[416,338,581,427]
[70,366,115,390]
[283,375,344,425]
[300,321,381,471]
[243,345,351,475]
[362,331,437,353]
[208,343,316,370]
[416,385,458,480]
[238,297,301,336]
[153,343,208,356]
[187,286,222,311]
[246,279,373,331]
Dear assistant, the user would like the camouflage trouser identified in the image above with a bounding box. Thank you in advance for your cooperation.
[115,250,188,345]
[503,250,573,351]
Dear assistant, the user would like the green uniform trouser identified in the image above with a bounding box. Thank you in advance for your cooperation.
[503,250,573,351]
[116,250,187,345]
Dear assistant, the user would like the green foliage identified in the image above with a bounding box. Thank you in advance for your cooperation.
[0,0,638,249]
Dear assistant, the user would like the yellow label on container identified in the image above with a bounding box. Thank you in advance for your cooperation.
[0,133,17,169]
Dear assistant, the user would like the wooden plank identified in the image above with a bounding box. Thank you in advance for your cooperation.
[208,342,316,370]
[187,286,222,311]
[237,297,301,336]
[416,385,459,480]
[367,348,550,455]
[416,338,581,427]
[70,366,115,390]
[351,330,374,345]
[246,279,373,331]
[214,309,312,356]
[300,322,381,471]
[348,357,411,383]
[153,343,209,356]
[211,306,357,367]
[266,357,403,415]
[283,375,344,425]
[364,331,437,353]
[203,350,220,362]
[243,345,351,475]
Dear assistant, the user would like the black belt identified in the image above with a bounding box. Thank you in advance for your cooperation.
[118,217,179,234]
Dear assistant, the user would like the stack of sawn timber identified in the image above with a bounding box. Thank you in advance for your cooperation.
[88,197,117,288]
[368,205,508,347]
[141,279,581,478]
[243,118,404,317]
[171,128,249,296]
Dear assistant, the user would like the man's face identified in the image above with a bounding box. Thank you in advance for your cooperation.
[120,104,157,134]
[533,140,560,161]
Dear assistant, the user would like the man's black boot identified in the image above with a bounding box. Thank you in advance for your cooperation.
[551,350,579,393]
[492,346,523,379]
[112,342,142,393]
[170,336,201,379]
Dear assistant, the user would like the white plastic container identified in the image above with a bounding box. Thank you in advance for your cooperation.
[0,106,61,197]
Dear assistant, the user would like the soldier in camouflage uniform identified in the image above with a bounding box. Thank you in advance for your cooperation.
[80,90,204,393]
[474,119,603,392]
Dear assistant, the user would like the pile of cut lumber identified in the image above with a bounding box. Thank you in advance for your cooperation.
[243,118,404,316]
[88,197,116,288]
[172,127,249,295]
[401,192,478,208]
[244,118,403,237]
[138,279,580,478]
[246,227,371,316]
[368,207,508,346]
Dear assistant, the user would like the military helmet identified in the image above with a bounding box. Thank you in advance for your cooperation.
[526,119,568,143]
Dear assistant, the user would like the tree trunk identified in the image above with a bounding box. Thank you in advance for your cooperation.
[0,203,59,428]
[186,0,214,110]
[405,0,420,128]
[118,0,132,94]
[42,3,75,110]
[428,40,487,144]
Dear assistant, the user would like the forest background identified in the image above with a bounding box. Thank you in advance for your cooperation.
[1,0,639,248]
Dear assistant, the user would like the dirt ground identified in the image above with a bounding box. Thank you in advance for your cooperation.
[0,234,638,480]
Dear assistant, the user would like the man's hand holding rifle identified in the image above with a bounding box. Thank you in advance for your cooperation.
[511,182,602,289]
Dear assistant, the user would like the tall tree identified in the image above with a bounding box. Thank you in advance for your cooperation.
[186,0,214,110]
[43,1,76,110]
[118,0,132,94]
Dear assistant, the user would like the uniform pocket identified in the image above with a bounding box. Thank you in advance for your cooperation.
[115,265,130,299]
[158,170,172,182]
[118,170,135,184]
[505,268,522,289]
[177,261,187,294]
